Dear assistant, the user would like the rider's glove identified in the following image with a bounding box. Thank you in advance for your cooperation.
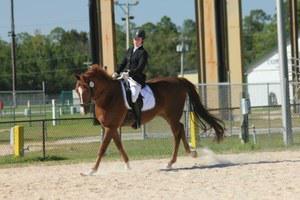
[112,72,119,79]
[120,71,129,80]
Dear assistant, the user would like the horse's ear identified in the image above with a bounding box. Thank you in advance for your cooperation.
[82,75,91,84]
[104,66,107,71]
[75,74,80,80]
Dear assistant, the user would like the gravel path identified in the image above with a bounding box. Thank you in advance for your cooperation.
[0,149,300,200]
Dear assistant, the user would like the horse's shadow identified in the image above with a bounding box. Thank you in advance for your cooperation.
[159,159,300,172]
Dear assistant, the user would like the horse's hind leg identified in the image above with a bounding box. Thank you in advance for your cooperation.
[167,120,197,169]
[167,121,188,168]
[180,124,193,154]
[180,124,197,158]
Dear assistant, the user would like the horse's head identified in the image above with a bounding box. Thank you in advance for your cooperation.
[75,74,94,115]
[75,64,112,115]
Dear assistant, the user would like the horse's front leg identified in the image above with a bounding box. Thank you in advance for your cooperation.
[111,128,130,170]
[81,128,112,176]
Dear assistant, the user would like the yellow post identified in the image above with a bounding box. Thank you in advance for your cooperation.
[189,112,198,149]
[14,125,24,157]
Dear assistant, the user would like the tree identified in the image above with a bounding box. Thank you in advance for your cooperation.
[243,9,277,67]
[181,19,197,72]
[4,28,91,93]
[0,40,11,90]
[0,16,199,93]
[142,16,180,77]
[115,23,126,64]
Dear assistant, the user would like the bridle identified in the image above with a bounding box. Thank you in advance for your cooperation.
[78,80,95,107]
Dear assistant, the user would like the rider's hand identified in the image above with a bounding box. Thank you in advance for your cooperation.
[112,72,119,79]
[121,71,129,80]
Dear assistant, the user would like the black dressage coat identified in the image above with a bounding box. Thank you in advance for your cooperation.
[116,46,148,87]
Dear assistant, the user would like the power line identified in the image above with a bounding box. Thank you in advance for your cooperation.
[0,66,88,78]
[16,54,89,65]
[115,0,139,49]
[0,19,89,30]
[0,20,89,38]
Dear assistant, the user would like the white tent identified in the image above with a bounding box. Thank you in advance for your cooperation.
[246,40,296,106]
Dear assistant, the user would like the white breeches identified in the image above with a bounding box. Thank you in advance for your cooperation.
[128,77,141,103]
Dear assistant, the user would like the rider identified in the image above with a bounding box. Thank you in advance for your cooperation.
[112,29,148,129]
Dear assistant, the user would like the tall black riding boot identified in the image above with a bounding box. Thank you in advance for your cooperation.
[132,97,142,129]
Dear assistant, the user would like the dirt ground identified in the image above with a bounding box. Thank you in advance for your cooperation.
[0,149,300,200]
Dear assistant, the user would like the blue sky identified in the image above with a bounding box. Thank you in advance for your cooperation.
[0,0,276,41]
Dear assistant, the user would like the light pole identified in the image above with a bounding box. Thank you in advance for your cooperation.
[176,39,189,77]
[276,0,293,145]
[114,0,139,49]
[10,0,17,118]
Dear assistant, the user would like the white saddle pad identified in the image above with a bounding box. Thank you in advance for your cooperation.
[120,81,156,111]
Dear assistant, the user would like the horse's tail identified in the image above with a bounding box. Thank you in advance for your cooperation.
[179,78,225,142]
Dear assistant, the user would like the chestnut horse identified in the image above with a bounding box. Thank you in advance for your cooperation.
[75,64,224,175]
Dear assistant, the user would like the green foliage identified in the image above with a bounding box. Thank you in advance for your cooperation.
[0,27,90,93]
[242,1,296,70]
[181,19,198,73]
[2,6,299,93]
[142,16,180,77]
[243,9,277,68]
[0,17,196,93]
[0,40,11,90]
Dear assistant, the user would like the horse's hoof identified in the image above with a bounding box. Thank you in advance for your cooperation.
[125,162,131,170]
[80,168,97,176]
[190,150,198,158]
[166,163,173,169]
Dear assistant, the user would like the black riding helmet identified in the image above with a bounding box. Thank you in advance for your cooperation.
[134,29,146,40]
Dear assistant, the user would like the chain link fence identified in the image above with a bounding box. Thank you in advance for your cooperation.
[0,117,179,161]
[1,82,300,163]
[197,82,300,144]
[0,90,46,121]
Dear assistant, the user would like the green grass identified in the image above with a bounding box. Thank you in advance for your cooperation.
[0,104,94,122]
[1,105,300,167]
[0,117,171,144]
[200,134,291,153]
[1,133,300,167]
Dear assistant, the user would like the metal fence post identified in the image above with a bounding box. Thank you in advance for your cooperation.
[42,81,46,119]
[42,120,46,159]
[52,99,56,126]
[27,100,32,127]
[142,124,147,139]
[228,83,233,135]
[240,97,250,143]
[267,83,271,135]
[252,124,257,145]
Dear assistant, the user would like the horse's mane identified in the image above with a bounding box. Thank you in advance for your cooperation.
[84,64,112,81]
